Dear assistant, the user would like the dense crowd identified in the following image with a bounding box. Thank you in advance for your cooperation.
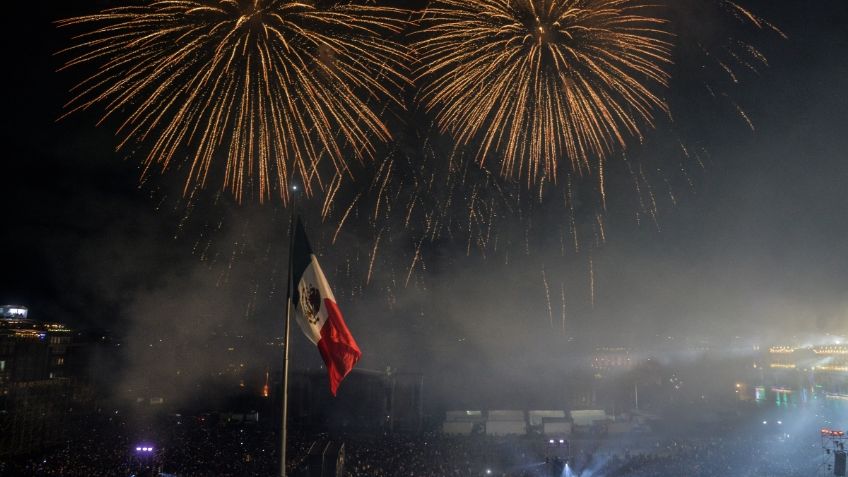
[0,414,826,476]
[343,433,819,477]
[589,437,815,477]
[0,412,313,477]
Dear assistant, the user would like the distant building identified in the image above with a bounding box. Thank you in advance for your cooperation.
[750,344,848,401]
[284,368,424,434]
[0,309,74,383]
[0,305,29,320]
[590,347,647,374]
[762,345,848,375]
[0,306,83,456]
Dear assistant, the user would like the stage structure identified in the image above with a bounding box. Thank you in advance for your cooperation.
[822,428,847,476]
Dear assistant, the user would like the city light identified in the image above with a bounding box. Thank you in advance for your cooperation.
[769,363,797,369]
[815,365,848,372]
[768,346,796,354]
[813,346,848,355]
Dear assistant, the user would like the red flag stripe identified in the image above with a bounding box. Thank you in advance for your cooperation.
[316,298,361,396]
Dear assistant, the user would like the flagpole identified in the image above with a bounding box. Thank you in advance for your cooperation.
[281,187,298,477]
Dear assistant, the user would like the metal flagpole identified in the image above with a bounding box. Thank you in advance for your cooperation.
[280,187,298,477]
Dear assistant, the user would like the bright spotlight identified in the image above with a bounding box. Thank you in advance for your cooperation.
[559,439,565,444]
[549,439,555,444]
[135,447,141,451]
[777,420,782,425]
[486,470,492,475]
[763,421,768,425]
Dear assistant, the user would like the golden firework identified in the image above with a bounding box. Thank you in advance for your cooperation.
[415,0,673,184]
[57,0,410,202]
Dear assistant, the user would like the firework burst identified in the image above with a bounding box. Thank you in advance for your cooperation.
[415,0,674,185]
[57,0,410,202]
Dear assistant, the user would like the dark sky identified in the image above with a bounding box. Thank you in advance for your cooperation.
[1,1,847,403]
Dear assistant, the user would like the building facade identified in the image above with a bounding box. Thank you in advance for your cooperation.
[0,306,81,456]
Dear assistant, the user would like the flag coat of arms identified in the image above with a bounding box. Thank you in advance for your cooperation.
[291,218,361,396]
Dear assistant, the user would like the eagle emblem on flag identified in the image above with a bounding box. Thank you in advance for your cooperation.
[299,283,322,325]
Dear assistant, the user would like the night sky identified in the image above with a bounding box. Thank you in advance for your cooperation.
[2,1,847,404]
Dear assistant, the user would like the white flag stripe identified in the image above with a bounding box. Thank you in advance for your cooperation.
[294,255,335,345]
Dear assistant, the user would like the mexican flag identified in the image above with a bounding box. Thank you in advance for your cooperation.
[290,218,361,396]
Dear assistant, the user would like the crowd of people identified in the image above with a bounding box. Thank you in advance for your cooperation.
[0,412,136,476]
[0,413,827,476]
[341,433,819,477]
[0,412,311,477]
[587,437,816,477]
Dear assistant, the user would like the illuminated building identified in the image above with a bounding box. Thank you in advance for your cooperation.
[768,346,796,354]
[752,343,848,401]
[591,348,647,374]
[0,305,29,319]
[763,345,848,372]
[0,306,79,456]
[767,346,801,371]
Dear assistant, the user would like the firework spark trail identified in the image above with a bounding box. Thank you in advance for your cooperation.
[560,282,567,335]
[321,173,343,220]
[566,176,580,253]
[366,227,383,285]
[467,186,479,255]
[595,213,606,244]
[588,254,595,308]
[405,237,426,288]
[638,163,660,227]
[664,176,677,206]
[332,193,361,244]
[58,1,411,202]
[723,0,787,39]
[415,0,673,185]
[373,157,393,222]
[542,266,553,327]
[731,100,755,131]
[598,156,607,210]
